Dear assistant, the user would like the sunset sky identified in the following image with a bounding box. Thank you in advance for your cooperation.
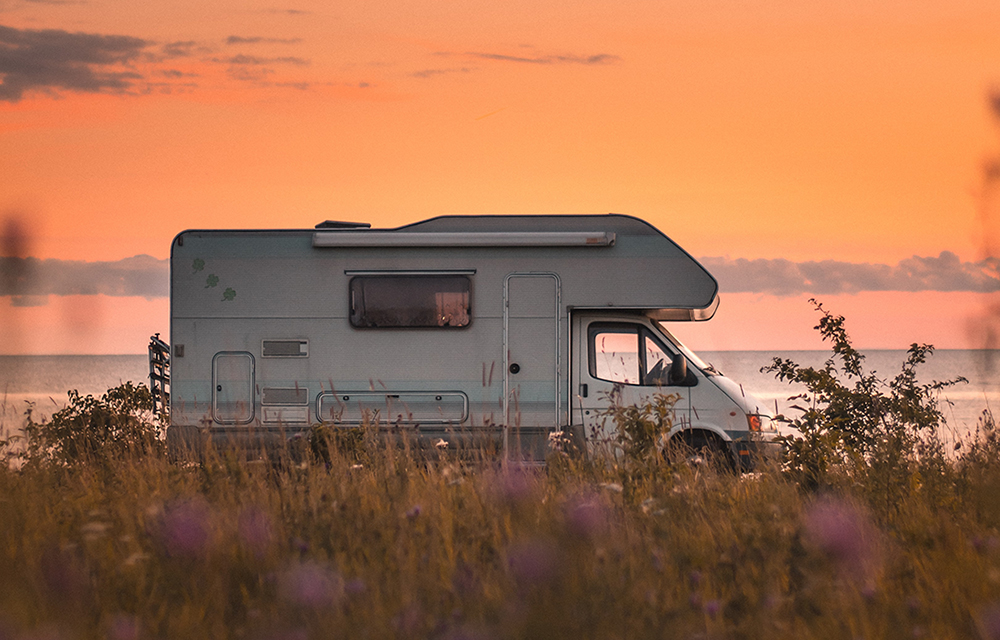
[3,0,1000,354]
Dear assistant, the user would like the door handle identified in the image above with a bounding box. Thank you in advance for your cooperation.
[580,383,588,398]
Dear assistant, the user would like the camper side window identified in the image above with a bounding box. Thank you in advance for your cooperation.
[350,276,471,328]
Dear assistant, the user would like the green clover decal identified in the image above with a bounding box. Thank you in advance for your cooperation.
[205,274,219,288]
[222,288,236,302]
[192,258,205,273]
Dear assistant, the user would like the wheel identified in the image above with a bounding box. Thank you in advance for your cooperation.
[670,430,735,471]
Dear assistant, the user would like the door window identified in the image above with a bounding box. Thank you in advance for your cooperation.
[592,326,642,384]
[589,323,680,387]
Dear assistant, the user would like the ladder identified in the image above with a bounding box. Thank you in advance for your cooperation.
[148,333,170,416]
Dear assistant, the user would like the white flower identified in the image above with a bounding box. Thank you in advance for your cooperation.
[81,521,109,541]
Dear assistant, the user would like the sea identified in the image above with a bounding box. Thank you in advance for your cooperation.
[1,351,998,439]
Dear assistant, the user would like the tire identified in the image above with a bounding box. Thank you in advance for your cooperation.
[670,430,736,471]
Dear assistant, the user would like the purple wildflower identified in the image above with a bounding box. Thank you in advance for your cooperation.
[39,546,86,601]
[978,602,1000,640]
[278,561,344,608]
[803,495,878,580]
[563,495,607,539]
[157,499,212,559]
[291,537,309,555]
[107,614,140,640]
[704,599,721,618]
[494,469,535,506]
[345,577,367,596]
[393,604,424,637]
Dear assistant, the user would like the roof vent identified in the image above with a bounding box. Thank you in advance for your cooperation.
[315,220,372,230]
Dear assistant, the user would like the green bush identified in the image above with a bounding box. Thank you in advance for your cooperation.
[597,386,681,464]
[764,300,966,494]
[21,381,163,466]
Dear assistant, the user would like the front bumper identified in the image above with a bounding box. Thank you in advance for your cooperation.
[729,432,782,471]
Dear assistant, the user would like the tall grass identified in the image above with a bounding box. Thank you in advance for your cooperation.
[2,306,1000,638]
[1,416,999,638]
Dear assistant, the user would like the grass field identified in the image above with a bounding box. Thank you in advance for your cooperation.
[1,408,1000,639]
[2,305,1000,639]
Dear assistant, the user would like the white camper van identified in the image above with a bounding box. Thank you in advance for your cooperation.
[167,214,778,466]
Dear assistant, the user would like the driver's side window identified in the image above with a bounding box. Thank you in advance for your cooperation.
[592,326,642,384]
[589,324,677,386]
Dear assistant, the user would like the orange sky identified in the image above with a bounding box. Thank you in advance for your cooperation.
[2,0,1000,353]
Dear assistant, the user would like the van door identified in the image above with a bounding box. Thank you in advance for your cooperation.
[504,273,560,460]
[213,351,255,424]
[572,314,692,448]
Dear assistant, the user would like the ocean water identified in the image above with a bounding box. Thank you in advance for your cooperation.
[1,351,997,436]
[0,355,150,432]
[698,350,1000,436]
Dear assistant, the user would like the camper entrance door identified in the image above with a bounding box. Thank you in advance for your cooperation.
[503,273,560,461]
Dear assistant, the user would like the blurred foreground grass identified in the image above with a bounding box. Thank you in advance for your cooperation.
[3,300,1000,639]
[1,421,1000,639]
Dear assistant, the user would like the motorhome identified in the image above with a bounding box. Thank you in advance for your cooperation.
[166,214,778,465]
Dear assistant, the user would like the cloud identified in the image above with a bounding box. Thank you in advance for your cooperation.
[212,54,309,66]
[211,54,311,82]
[411,67,471,79]
[6,251,990,304]
[155,69,199,79]
[701,252,1000,295]
[160,40,202,58]
[989,86,1000,121]
[0,255,168,302]
[463,51,620,65]
[0,24,152,102]
[10,295,48,307]
[273,81,311,90]
[226,36,303,45]
[0,25,313,100]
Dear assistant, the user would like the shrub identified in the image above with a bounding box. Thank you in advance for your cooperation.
[21,381,163,466]
[597,385,681,464]
[764,299,966,492]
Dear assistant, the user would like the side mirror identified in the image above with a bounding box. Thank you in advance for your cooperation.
[668,356,688,385]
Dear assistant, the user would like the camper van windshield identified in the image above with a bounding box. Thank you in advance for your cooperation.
[656,323,717,375]
[350,276,471,328]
